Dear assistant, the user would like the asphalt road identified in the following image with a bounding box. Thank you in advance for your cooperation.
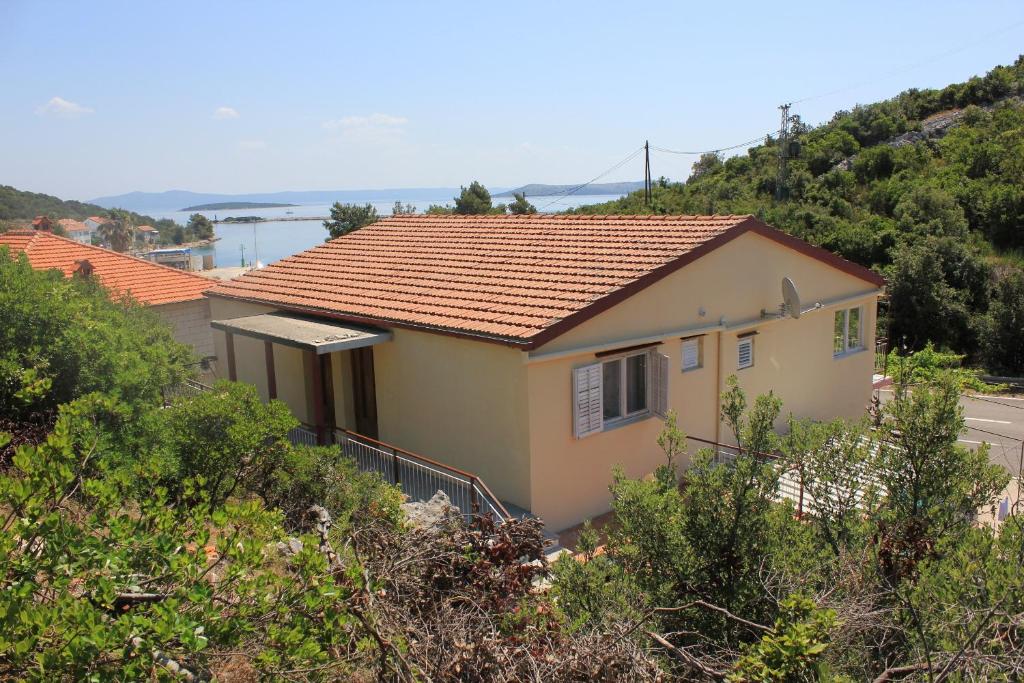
[876,388,1024,476]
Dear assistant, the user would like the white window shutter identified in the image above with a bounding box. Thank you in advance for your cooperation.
[572,363,603,439]
[737,338,754,369]
[652,351,669,418]
[682,339,699,370]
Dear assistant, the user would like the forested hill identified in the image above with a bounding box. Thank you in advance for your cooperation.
[0,185,177,234]
[574,56,1024,374]
[0,185,112,222]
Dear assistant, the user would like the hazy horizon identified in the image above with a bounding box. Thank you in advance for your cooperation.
[2,1,1022,201]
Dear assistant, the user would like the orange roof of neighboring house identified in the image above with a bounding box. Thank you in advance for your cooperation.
[57,218,89,233]
[207,214,885,348]
[86,216,108,224]
[0,229,215,305]
[137,225,158,232]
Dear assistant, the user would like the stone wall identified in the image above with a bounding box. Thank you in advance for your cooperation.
[154,298,215,361]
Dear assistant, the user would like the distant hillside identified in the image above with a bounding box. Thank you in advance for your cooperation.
[0,185,111,222]
[495,181,644,198]
[90,188,476,212]
[0,185,184,237]
[181,201,297,211]
[574,56,1024,373]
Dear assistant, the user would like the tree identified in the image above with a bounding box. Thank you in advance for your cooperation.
[392,201,417,215]
[508,192,537,215]
[186,213,214,240]
[453,181,492,214]
[982,268,1024,374]
[885,237,986,353]
[0,250,191,423]
[98,209,134,252]
[323,202,378,239]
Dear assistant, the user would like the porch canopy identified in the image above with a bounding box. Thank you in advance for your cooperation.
[211,312,392,354]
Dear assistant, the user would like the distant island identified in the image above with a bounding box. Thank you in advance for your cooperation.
[180,201,298,211]
[494,181,644,198]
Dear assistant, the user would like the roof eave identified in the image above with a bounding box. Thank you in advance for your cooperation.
[203,290,536,349]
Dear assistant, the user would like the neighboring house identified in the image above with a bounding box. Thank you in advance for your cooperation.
[206,214,884,531]
[0,230,217,363]
[136,225,159,243]
[56,218,92,244]
[84,216,108,233]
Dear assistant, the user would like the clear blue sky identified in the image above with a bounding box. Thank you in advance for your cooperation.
[1,0,1022,201]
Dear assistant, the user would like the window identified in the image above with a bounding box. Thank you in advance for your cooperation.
[682,337,702,371]
[601,352,648,422]
[573,349,669,438]
[737,337,754,369]
[833,306,863,356]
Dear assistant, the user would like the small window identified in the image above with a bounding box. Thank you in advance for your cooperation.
[833,306,864,356]
[737,337,754,369]
[682,338,702,371]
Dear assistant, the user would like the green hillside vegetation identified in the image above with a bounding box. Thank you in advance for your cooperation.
[575,57,1024,373]
[0,185,212,247]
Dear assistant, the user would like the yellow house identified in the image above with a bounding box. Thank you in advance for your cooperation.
[205,214,884,531]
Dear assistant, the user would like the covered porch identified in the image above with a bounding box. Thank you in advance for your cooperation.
[211,312,392,445]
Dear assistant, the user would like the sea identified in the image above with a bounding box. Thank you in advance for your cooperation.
[136,194,621,267]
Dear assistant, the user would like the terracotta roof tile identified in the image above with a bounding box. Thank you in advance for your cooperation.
[206,214,883,346]
[0,230,215,306]
[57,218,89,233]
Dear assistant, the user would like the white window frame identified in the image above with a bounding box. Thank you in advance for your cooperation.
[833,306,864,357]
[681,337,703,372]
[737,337,754,370]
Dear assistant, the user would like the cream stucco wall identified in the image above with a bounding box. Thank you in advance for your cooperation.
[372,328,533,511]
[525,232,880,531]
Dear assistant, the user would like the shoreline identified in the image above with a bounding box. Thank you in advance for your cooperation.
[213,216,327,224]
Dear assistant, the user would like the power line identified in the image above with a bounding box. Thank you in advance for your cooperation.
[651,134,770,157]
[790,18,1024,106]
[540,145,646,210]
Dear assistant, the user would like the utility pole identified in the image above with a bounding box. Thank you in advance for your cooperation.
[644,140,651,206]
[775,103,792,201]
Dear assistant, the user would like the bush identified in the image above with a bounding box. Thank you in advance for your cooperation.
[0,249,192,421]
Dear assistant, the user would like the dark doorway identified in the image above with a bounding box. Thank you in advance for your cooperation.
[351,347,378,439]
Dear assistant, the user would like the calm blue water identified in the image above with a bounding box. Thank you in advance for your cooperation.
[139,194,622,266]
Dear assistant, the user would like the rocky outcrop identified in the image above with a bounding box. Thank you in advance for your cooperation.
[401,490,463,528]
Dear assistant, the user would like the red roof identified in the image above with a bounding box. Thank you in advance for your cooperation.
[57,218,89,233]
[207,214,884,348]
[0,230,214,305]
[136,225,158,232]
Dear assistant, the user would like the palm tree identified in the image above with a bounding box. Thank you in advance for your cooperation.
[98,209,135,253]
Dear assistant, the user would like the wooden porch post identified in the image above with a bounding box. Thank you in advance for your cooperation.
[225,331,237,381]
[264,341,277,400]
[306,349,327,445]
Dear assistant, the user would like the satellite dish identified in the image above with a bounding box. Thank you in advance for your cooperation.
[781,277,801,319]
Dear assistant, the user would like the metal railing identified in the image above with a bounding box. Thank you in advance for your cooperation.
[159,381,509,523]
[287,424,319,447]
[334,428,511,523]
[686,434,886,519]
[162,379,213,405]
[875,336,890,377]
